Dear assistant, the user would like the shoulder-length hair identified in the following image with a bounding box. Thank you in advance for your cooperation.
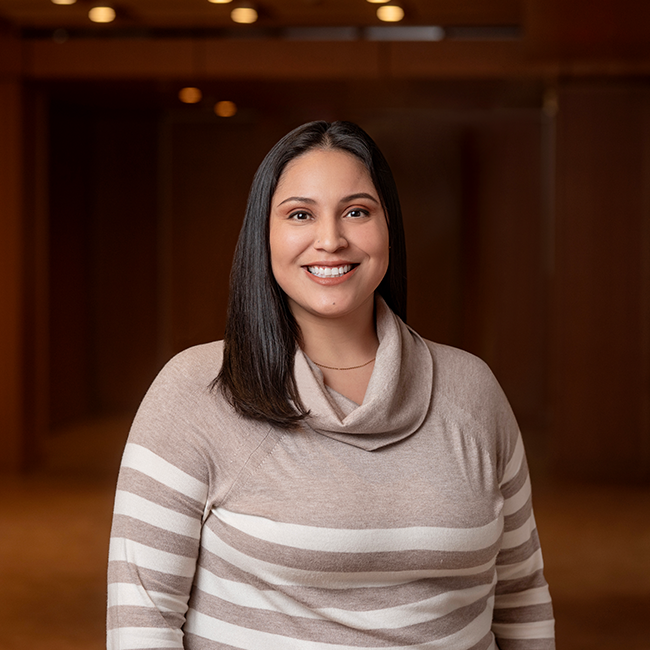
[215,120,407,428]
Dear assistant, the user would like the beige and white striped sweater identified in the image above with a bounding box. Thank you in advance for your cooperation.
[107,299,554,649]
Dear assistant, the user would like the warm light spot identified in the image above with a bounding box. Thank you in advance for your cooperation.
[208,0,233,3]
[366,0,389,3]
[178,87,203,104]
[215,101,238,117]
[51,0,77,5]
[377,4,404,22]
[231,7,258,23]
[88,6,116,23]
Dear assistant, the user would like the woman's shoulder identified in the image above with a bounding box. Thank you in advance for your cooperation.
[419,338,511,417]
[419,338,521,474]
[127,340,248,461]
[154,340,225,390]
[129,341,227,425]
[421,338,495,383]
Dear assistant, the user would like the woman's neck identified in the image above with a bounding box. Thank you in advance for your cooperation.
[294,297,379,405]
[296,299,379,369]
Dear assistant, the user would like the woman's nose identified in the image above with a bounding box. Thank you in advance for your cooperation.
[315,216,347,252]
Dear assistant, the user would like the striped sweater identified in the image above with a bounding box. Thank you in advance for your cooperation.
[107,299,555,649]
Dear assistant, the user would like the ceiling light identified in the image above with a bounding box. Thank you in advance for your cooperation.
[215,101,238,117]
[366,0,389,3]
[208,0,233,3]
[51,0,77,5]
[179,87,203,104]
[88,5,116,23]
[377,3,404,22]
[231,3,258,24]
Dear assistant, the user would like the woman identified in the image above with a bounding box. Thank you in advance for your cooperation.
[107,121,555,649]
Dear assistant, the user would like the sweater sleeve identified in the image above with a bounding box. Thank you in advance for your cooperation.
[492,432,555,649]
[106,354,211,649]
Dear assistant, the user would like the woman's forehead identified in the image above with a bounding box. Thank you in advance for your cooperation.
[275,148,376,198]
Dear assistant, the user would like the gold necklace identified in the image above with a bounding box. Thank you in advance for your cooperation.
[313,357,376,371]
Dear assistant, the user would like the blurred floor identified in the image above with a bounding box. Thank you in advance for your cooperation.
[0,417,649,649]
[0,416,131,650]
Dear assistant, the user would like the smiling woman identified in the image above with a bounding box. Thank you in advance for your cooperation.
[107,121,555,650]
[268,148,390,403]
[217,121,407,427]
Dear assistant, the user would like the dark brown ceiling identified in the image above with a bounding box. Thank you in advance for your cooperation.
[0,0,521,31]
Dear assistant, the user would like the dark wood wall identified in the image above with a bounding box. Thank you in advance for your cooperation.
[552,81,650,480]
[0,74,26,467]
[2,1,650,479]
[49,105,159,424]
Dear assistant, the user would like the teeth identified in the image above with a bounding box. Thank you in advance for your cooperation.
[308,264,353,278]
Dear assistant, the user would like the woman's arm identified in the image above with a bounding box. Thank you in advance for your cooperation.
[107,356,211,649]
[492,433,555,650]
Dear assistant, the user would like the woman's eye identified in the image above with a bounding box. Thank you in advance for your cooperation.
[289,211,311,221]
[347,208,369,218]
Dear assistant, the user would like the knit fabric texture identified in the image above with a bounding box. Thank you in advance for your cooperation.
[107,298,555,649]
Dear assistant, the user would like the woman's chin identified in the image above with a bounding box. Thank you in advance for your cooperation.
[288,294,375,324]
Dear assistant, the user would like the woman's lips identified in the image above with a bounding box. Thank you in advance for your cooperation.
[306,264,355,278]
[303,263,359,284]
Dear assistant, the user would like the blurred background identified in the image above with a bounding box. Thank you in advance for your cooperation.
[0,0,649,648]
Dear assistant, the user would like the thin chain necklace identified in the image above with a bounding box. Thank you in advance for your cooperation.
[313,357,376,371]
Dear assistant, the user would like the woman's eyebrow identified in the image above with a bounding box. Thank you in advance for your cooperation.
[340,193,379,204]
[276,192,379,207]
[277,196,316,206]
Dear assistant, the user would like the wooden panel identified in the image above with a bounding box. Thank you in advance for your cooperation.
[90,112,159,413]
[23,36,650,82]
[552,82,650,480]
[21,88,50,468]
[26,39,383,81]
[48,105,160,421]
[0,79,26,471]
[389,40,552,79]
[23,38,547,82]
[0,29,21,75]
[48,107,94,425]
[27,38,195,79]
[526,0,650,59]
[460,113,548,435]
[202,40,382,80]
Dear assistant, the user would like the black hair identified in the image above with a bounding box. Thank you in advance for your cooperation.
[215,120,407,428]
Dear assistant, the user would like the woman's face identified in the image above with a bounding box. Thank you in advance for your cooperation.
[269,148,389,325]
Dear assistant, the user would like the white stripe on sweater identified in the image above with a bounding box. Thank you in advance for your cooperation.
[184,598,495,650]
[214,506,503,553]
[500,435,525,486]
[193,564,496,628]
[114,490,202,539]
[120,443,208,502]
[202,525,497,588]
[502,475,531,516]
[107,582,189,612]
[494,586,553,609]
[495,548,544,579]
[107,626,183,649]
[491,619,555,639]
[109,537,197,578]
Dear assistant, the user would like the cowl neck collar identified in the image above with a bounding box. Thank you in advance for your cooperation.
[293,297,433,450]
